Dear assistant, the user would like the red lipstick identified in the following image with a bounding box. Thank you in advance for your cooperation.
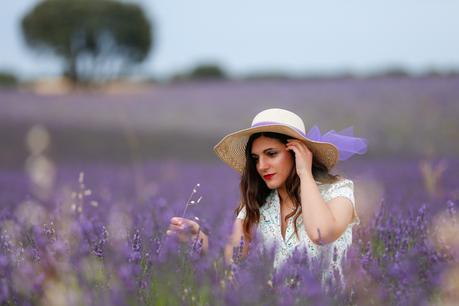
[263,174,275,180]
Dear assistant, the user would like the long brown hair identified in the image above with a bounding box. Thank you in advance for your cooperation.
[236,132,341,241]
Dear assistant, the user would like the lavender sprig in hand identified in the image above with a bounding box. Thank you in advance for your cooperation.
[182,183,203,218]
[167,183,208,255]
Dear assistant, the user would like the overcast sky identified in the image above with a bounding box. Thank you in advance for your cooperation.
[1,0,459,80]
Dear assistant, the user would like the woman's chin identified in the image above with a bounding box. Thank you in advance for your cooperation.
[265,181,280,190]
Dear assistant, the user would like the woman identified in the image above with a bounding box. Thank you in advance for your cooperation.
[167,108,367,284]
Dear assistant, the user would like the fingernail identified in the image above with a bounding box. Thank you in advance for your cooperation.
[172,217,181,224]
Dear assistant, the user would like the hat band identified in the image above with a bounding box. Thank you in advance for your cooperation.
[252,121,369,161]
[251,121,306,137]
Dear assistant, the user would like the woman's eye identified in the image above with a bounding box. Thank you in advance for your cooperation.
[268,152,277,157]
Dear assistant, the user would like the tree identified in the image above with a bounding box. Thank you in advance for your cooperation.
[21,0,153,85]
[188,63,226,80]
[0,71,18,87]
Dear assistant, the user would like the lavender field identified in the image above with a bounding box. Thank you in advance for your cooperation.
[1,76,459,166]
[1,77,459,305]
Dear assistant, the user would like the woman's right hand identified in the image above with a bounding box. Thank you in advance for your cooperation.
[167,217,209,254]
[166,217,209,254]
[167,217,199,243]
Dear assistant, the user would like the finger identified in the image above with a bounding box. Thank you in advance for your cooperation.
[287,140,305,148]
[287,141,310,154]
[286,144,300,153]
[170,222,197,236]
[291,140,303,146]
[167,228,185,237]
[287,139,304,146]
[169,224,185,231]
[171,217,199,231]
[287,139,308,147]
[181,219,200,232]
[170,217,183,225]
[287,145,311,160]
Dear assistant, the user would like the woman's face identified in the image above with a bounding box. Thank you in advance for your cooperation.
[251,136,294,190]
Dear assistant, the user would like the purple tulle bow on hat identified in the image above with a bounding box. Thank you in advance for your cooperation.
[306,125,368,160]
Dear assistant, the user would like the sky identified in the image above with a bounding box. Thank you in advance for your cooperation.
[1,0,459,80]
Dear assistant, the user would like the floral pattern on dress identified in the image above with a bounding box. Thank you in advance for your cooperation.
[236,178,358,287]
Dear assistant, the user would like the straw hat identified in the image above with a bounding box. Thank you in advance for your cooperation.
[213,108,339,174]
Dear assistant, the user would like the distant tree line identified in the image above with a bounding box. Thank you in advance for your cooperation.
[170,63,227,82]
[0,71,18,87]
[13,1,459,86]
[21,0,153,86]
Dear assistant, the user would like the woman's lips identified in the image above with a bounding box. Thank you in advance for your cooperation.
[263,174,275,180]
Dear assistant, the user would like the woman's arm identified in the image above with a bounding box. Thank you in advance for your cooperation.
[286,139,353,245]
[299,175,353,244]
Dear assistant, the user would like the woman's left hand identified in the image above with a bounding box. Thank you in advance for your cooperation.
[286,139,313,179]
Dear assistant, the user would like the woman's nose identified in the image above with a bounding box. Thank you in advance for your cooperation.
[258,156,269,171]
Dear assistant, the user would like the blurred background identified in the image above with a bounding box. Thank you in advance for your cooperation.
[0,1,458,204]
[2,2,459,304]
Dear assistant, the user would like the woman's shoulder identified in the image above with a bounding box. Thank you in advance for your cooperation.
[318,176,356,206]
[316,176,353,188]
[317,177,354,201]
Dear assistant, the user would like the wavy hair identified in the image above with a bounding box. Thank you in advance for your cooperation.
[236,132,341,241]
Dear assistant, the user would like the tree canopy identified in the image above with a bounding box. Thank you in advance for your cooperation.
[21,0,153,85]
[171,63,227,82]
[189,64,226,80]
[0,71,18,87]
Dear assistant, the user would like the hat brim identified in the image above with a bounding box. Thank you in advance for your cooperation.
[213,124,339,174]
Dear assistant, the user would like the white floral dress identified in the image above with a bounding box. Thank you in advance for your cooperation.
[237,178,359,286]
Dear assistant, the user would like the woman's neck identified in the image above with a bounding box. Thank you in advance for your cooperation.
[277,186,289,205]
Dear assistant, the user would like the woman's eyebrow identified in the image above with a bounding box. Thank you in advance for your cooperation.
[251,148,278,156]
